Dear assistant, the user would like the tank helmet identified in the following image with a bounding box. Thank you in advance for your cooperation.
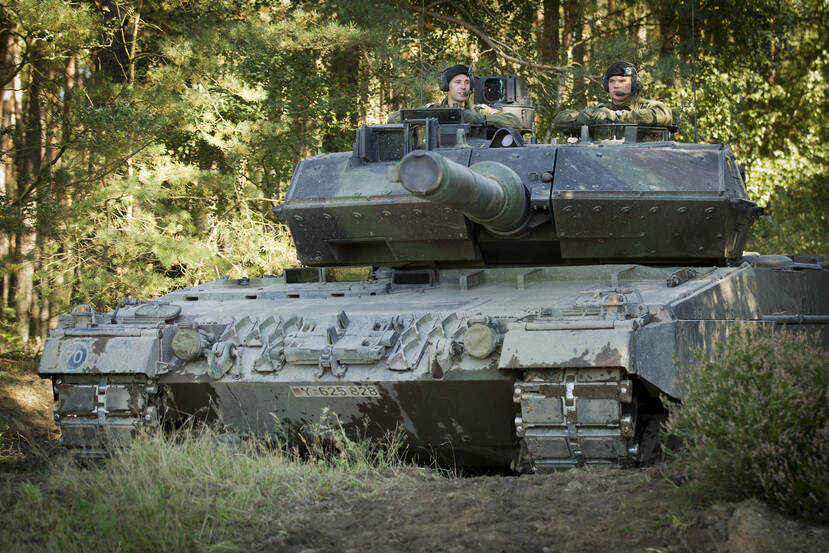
[602,61,640,94]
[440,64,473,91]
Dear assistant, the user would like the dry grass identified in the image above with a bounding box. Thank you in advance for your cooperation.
[0,420,431,553]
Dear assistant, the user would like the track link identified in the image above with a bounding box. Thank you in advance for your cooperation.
[513,368,638,472]
[52,375,159,458]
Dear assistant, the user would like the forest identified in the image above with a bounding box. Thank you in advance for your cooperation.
[0,0,826,346]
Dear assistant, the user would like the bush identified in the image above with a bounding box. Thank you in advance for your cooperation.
[665,325,829,522]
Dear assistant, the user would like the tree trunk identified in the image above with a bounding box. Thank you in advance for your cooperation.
[564,0,586,105]
[656,2,677,60]
[96,1,139,83]
[49,55,79,332]
[36,59,64,343]
[562,0,576,59]
[538,0,561,64]
[0,15,15,314]
[323,46,359,153]
[13,55,44,343]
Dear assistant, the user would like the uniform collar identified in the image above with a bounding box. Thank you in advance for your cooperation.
[442,97,470,109]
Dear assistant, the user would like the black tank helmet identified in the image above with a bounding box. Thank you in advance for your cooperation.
[440,64,473,91]
[602,61,640,94]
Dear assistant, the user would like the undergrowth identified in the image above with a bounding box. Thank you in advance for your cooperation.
[0,310,40,381]
[0,418,429,553]
[665,324,829,522]
[0,346,45,471]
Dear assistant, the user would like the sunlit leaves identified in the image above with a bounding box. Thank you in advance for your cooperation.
[2,0,826,324]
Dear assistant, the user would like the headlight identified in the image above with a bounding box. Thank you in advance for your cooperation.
[171,327,203,361]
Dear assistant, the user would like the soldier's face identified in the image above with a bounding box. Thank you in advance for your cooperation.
[447,74,471,106]
[608,75,633,102]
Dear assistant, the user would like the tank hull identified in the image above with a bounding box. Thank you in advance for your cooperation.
[39,259,829,471]
[162,375,518,467]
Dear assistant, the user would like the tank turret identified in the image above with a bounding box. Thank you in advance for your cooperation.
[278,115,760,267]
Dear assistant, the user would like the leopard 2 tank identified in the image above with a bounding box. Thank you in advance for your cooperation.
[39,82,829,471]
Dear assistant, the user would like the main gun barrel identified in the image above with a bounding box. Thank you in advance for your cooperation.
[398,151,530,236]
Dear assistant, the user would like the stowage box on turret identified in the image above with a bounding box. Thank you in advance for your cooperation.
[39,76,828,471]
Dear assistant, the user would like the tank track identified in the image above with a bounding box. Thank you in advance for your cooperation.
[51,368,640,469]
[512,368,639,472]
[52,375,159,459]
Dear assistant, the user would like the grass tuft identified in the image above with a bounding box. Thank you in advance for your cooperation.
[665,324,829,522]
[0,420,425,553]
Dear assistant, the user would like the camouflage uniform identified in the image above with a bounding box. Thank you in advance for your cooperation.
[388,98,523,129]
[553,94,673,131]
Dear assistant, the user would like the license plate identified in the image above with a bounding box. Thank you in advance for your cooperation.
[290,384,380,398]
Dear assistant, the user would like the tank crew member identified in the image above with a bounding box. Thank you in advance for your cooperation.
[388,64,523,129]
[553,61,673,131]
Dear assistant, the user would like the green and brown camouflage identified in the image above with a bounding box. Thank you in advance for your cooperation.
[39,102,829,471]
[282,117,754,266]
[554,94,674,132]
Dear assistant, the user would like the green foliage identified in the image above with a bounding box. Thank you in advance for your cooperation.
[7,1,397,313]
[1,0,826,340]
[0,308,24,352]
[9,0,98,56]
[677,51,829,254]
[666,325,829,522]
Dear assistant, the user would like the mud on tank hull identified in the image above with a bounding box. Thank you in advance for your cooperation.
[39,258,829,472]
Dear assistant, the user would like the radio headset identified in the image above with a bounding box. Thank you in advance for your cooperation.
[602,62,641,94]
[440,65,473,91]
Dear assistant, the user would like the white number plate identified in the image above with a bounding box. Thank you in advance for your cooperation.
[290,385,380,398]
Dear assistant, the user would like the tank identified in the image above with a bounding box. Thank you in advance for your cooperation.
[38,77,829,471]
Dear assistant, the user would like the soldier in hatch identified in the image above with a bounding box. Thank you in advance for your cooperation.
[553,61,673,131]
[388,64,523,129]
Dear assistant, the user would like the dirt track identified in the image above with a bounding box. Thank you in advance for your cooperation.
[247,466,828,553]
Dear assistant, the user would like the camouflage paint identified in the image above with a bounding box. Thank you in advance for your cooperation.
[39,116,829,470]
